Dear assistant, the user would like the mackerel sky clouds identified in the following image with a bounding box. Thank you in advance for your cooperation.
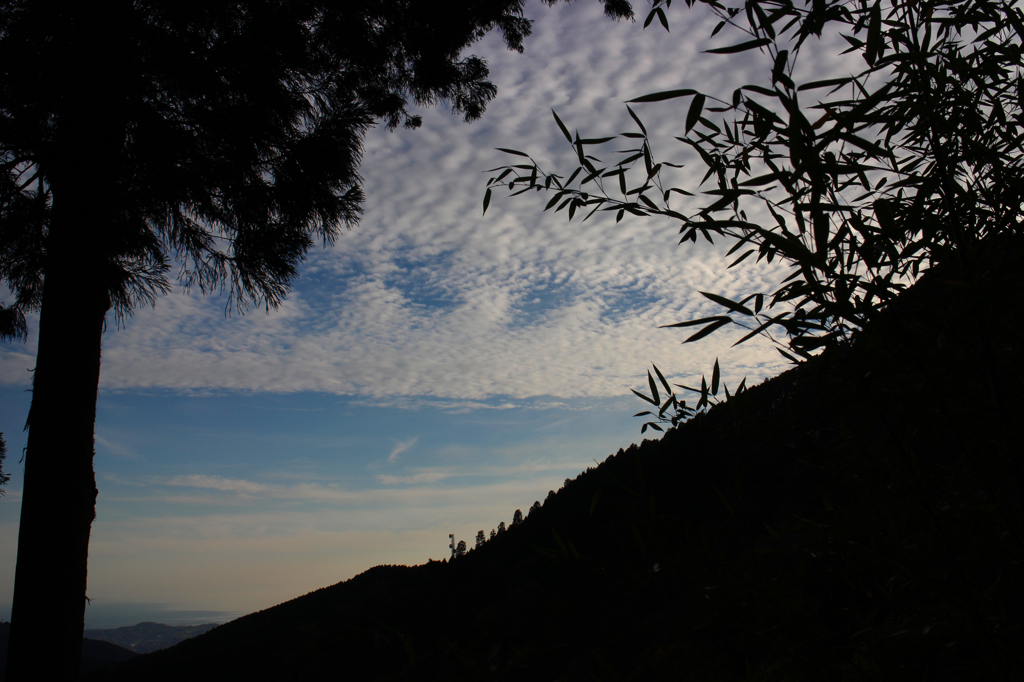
[0,0,851,627]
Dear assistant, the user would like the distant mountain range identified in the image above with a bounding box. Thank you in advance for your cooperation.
[84,622,221,654]
[0,620,221,680]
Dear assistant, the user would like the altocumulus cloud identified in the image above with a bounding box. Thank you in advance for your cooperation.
[0,2,877,627]
[0,1,859,402]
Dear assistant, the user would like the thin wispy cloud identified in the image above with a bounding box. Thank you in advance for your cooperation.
[387,437,418,463]
[104,470,582,519]
[163,475,268,496]
[94,434,140,460]
[376,472,451,486]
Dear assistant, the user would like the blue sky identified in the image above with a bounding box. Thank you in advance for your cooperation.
[0,1,856,628]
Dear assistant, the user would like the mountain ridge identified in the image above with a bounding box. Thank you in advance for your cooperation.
[85,240,1024,680]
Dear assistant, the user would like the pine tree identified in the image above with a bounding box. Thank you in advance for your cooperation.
[0,432,9,493]
[0,2,635,678]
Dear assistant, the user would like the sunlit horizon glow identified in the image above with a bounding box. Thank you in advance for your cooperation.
[0,0,851,628]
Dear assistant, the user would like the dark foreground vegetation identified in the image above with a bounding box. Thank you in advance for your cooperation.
[0,623,136,681]
[86,238,1023,680]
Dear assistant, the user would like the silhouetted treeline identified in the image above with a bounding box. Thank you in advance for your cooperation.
[86,238,1023,680]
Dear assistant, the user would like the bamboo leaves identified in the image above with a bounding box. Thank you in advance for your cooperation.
[627,89,699,103]
[552,110,573,144]
[686,94,705,133]
[706,38,773,54]
[481,0,1024,433]
[632,358,744,432]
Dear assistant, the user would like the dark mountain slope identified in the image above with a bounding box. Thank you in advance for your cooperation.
[0,623,137,680]
[88,238,1024,681]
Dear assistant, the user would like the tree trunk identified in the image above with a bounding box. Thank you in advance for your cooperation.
[5,206,111,680]
[6,5,130,678]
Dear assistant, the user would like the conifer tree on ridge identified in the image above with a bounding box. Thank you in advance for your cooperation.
[0,1,635,678]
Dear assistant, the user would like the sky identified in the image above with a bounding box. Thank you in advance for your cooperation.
[0,1,855,629]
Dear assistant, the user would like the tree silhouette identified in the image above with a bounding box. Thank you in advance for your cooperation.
[512,509,523,526]
[484,0,1024,459]
[490,528,497,541]
[475,529,486,549]
[0,1,636,679]
[0,432,9,494]
[497,521,506,534]
[481,2,1024,668]
[455,540,467,558]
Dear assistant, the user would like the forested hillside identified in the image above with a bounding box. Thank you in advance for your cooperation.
[87,236,1024,680]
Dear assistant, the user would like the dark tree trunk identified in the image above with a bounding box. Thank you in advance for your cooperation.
[6,3,130,675]
[4,201,111,680]
[3,296,105,678]
[6,5,128,678]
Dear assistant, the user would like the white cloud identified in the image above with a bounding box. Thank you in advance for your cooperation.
[163,475,268,495]
[387,437,418,463]
[376,472,450,486]
[1,1,855,404]
[0,1,876,626]
[94,434,141,460]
